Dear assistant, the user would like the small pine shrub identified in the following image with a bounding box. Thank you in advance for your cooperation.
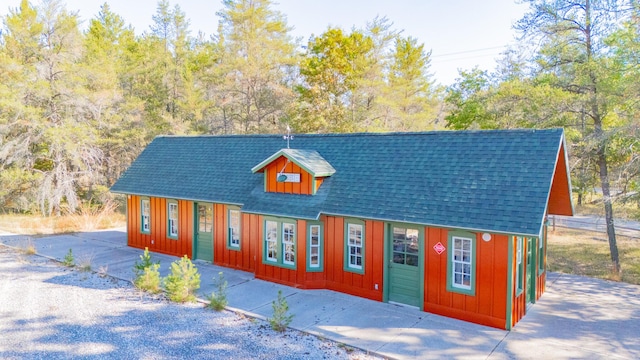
[134,247,159,278]
[164,255,200,303]
[268,290,294,332]
[206,272,228,311]
[63,249,75,267]
[135,263,162,293]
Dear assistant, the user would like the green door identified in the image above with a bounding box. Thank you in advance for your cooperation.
[388,226,422,307]
[195,203,213,262]
[526,237,536,304]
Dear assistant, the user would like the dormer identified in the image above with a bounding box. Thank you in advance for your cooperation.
[251,149,336,195]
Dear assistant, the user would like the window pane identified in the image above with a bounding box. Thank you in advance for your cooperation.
[266,221,277,261]
[347,223,363,269]
[452,236,473,289]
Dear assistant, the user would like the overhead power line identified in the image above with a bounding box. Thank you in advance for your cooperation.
[431,45,508,58]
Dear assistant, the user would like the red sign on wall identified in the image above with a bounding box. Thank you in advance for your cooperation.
[433,242,446,255]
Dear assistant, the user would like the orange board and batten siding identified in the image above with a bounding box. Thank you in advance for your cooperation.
[253,215,384,301]
[127,195,193,258]
[548,142,573,216]
[424,228,510,329]
[263,156,321,195]
[125,197,544,329]
[212,205,259,273]
[508,235,547,328]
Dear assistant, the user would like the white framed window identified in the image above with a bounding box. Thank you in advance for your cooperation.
[452,236,472,289]
[308,224,322,270]
[538,236,545,274]
[228,209,241,248]
[283,223,296,265]
[446,230,476,296]
[516,236,524,294]
[265,220,278,262]
[168,201,178,238]
[263,218,296,268]
[141,198,150,234]
[345,222,364,273]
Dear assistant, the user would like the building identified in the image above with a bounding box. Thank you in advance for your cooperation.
[110,129,573,329]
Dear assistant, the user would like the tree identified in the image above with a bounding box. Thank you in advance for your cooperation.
[516,0,638,274]
[296,27,375,132]
[383,35,438,131]
[445,1,639,274]
[214,0,297,134]
[0,0,103,215]
[0,0,44,212]
[83,3,145,188]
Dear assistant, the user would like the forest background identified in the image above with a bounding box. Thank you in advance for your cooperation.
[0,0,638,273]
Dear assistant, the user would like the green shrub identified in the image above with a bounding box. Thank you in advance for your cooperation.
[268,290,294,332]
[134,247,158,278]
[164,255,200,303]
[63,249,74,267]
[206,272,228,311]
[134,263,162,293]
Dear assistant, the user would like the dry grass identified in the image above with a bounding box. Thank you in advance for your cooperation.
[574,199,640,221]
[547,227,640,285]
[76,253,95,272]
[0,202,125,235]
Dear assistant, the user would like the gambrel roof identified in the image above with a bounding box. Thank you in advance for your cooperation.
[111,129,573,237]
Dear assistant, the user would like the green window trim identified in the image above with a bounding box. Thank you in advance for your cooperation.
[515,236,524,296]
[227,207,241,250]
[167,200,178,239]
[446,230,476,296]
[140,197,151,234]
[263,217,296,270]
[307,222,324,272]
[344,219,365,274]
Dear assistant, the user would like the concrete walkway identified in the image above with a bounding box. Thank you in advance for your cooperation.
[1,228,639,359]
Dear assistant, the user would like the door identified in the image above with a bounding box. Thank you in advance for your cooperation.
[195,203,213,262]
[388,225,422,307]
[526,237,536,304]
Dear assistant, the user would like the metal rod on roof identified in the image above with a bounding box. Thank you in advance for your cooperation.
[283,125,293,148]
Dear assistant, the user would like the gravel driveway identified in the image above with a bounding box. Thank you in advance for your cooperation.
[0,246,380,360]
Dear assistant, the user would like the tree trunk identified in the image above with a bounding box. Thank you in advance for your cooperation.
[597,147,620,274]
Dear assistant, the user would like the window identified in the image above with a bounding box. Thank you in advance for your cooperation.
[198,204,213,233]
[516,236,524,295]
[141,198,150,234]
[283,223,295,265]
[263,218,296,268]
[307,223,323,271]
[452,237,472,289]
[446,230,476,296]
[168,201,178,239]
[538,236,545,274]
[344,221,364,273]
[392,227,420,267]
[228,209,241,249]
[265,220,278,262]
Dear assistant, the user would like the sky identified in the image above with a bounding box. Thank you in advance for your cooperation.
[1,0,529,86]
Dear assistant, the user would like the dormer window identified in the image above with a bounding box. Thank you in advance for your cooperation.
[252,149,335,195]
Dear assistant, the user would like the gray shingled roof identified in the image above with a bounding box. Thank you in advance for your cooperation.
[251,148,336,177]
[110,129,568,237]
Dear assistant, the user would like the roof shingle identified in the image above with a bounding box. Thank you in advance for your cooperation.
[111,129,568,236]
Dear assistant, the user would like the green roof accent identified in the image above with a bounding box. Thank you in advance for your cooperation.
[251,148,336,177]
[110,129,571,237]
